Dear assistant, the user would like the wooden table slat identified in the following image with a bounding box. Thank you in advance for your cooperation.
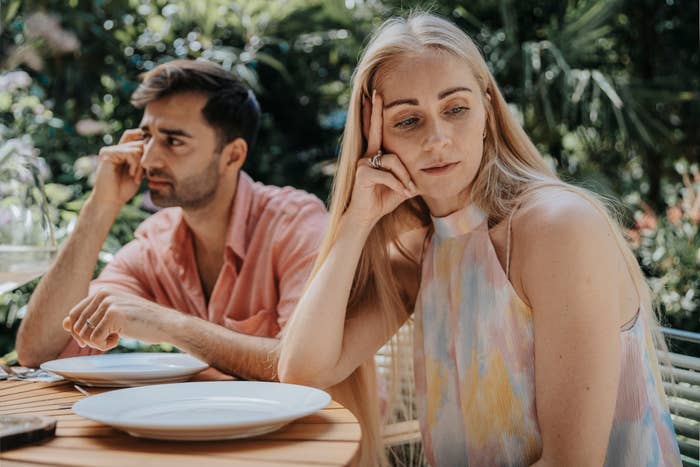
[2,446,315,467]
[43,436,353,465]
[0,459,63,467]
[0,392,82,407]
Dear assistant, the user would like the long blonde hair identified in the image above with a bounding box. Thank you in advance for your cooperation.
[309,12,666,466]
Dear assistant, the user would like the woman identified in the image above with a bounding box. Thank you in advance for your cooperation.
[278,12,681,467]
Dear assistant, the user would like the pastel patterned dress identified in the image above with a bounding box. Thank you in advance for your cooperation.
[413,203,681,467]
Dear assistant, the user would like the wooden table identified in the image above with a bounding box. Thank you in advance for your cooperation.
[0,372,361,466]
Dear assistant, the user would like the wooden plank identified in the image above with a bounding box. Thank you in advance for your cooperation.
[44,436,353,465]
[0,386,78,400]
[1,403,75,414]
[51,419,104,428]
[0,386,79,403]
[2,408,73,417]
[54,419,362,443]
[262,421,362,442]
[45,414,93,422]
[0,381,69,396]
[55,426,116,437]
[0,460,62,467]
[296,410,358,424]
[0,446,302,467]
[1,392,82,408]
[0,381,39,392]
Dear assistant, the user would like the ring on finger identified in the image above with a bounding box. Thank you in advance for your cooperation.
[85,319,96,329]
[369,149,383,169]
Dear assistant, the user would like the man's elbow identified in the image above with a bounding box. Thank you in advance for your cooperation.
[15,325,55,368]
[15,337,43,368]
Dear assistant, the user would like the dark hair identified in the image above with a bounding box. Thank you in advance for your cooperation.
[131,59,260,152]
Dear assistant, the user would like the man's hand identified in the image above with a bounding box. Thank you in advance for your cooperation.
[91,129,145,207]
[62,288,170,352]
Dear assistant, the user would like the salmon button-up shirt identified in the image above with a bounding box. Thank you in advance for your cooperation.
[60,171,327,357]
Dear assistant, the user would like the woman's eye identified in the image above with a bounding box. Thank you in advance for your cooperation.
[395,117,418,129]
[446,106,468,115]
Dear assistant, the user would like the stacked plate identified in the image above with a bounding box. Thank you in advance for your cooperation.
[40,353,209,387]
[72,381,331,441]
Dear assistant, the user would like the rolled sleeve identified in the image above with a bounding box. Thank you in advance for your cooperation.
[88,239,153,298]
[59,239,153,358]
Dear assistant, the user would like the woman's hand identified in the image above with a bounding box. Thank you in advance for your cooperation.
[344,91,418,228]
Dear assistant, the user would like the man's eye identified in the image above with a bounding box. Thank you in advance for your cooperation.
[166,137,182,146]
[395,117,418,128]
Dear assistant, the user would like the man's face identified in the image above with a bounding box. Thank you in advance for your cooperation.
[139,92,222,209]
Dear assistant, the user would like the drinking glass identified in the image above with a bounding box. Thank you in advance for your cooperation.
[0,138,56,294]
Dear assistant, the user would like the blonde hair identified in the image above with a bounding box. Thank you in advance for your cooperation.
[309,12,666,466]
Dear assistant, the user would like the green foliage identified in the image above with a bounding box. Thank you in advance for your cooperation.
[628,161,700,332]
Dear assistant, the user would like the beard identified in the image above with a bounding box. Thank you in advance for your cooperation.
[148,155,221,210]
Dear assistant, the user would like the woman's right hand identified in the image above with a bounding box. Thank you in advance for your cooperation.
[344,91,418,228]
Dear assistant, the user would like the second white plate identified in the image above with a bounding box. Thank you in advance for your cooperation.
[72,381,331,440]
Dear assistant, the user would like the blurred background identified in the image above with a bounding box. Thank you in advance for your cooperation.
[0,0,698,359]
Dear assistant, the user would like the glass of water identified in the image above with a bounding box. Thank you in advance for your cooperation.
[0,138,56,295]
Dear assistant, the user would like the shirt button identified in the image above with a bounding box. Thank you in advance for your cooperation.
[179,266,185,277]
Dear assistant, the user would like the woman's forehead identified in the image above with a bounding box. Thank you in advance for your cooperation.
[375,53,480,102]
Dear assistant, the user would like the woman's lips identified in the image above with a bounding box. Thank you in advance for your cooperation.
[420,161,460,175]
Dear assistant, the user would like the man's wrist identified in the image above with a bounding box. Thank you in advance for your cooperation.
[82,196,123,224]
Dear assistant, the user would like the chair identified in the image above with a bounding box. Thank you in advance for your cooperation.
[661,327,700,467]
[376,320,425,466]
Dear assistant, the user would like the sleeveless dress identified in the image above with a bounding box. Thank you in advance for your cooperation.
[413,203,682,466]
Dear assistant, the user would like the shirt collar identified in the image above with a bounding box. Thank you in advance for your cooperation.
[168,171,254,264]
[224,170,254,262]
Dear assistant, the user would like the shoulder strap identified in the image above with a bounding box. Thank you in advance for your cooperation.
[505,206,519,278]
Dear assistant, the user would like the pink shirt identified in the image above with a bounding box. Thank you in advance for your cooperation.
[60,172,327,357]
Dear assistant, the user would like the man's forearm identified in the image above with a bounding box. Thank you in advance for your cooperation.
[165,312,280,381]
[16,198,120,367]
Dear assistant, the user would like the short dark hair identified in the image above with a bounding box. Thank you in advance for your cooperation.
[131,59,260,152]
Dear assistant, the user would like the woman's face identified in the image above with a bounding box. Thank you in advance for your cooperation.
[378,52,488,217]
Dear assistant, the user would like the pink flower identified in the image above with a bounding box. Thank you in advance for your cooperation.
[75,119,109,136]
[625,229,641,249]
[25,12,80,55]
[635,212,658,231]
[666,205,683,225]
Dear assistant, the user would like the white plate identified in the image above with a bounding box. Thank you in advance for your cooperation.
[72,381,331,440]
[40,353,209,387]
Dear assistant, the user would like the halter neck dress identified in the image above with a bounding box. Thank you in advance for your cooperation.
[413,203,681,466]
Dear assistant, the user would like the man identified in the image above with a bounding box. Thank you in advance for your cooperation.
[16,60,327,380]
